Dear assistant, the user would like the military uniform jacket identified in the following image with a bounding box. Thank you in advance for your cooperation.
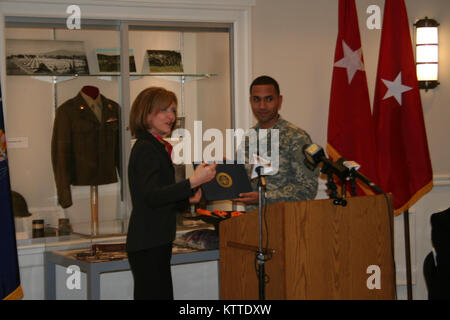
[126,130,193,252]
[51,92,120,208]
[239,117,319,212]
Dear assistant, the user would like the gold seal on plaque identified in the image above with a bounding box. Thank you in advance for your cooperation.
[216,172,232,188]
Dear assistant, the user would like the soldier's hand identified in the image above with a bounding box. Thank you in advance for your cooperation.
[233,192,259,205]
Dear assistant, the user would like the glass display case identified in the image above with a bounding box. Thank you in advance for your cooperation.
[4,17,232,247]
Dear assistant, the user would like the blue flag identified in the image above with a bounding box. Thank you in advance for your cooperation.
[0,88,23,300]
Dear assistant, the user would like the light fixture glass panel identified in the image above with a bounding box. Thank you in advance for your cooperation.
[416,45,438,63]
[417,63,438,81]
[416,27,438,44]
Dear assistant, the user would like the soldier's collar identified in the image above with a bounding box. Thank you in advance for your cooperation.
[255,115,283,130]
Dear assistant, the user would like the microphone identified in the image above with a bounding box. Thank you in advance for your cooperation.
[250,154,275,180]
[302,144,349,181]
[255,165,266,187]
[336,158,384,194]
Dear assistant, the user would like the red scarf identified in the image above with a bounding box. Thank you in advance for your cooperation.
[152,133,172,159]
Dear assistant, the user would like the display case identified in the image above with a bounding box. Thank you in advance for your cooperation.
[4,17,232,247]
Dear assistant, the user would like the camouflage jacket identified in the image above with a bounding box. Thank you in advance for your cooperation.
[239,117,319,212]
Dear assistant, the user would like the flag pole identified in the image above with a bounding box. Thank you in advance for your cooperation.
[403,209,413,299]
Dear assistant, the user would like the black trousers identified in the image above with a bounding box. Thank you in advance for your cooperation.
[127,243,173,300]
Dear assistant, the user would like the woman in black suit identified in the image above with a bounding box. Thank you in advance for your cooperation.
[126,87,216,300]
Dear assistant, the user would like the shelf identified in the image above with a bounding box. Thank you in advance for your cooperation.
[95,73,217,83]
[9,73,217,84]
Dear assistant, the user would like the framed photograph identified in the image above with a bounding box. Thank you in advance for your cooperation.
[6,39,89,75]
[147,50,183,73]
[96,48,137,73]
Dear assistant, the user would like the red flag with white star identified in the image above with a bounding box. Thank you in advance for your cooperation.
[327,0,377,195]
[373,0,433,214]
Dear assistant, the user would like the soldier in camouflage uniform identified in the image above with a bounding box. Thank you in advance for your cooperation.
[234,76,319,212]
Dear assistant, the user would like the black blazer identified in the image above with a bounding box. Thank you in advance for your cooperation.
[126,130,193,252]
[429,207,450,299]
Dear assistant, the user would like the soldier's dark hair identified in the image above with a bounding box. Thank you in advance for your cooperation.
[250,75,280,96]
[129,87,178,137]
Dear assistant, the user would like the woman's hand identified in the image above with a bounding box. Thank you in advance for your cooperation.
[189,163,217,188]
[189,188,202,204]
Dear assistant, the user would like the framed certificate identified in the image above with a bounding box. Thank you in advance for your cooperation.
[194,162,252,201]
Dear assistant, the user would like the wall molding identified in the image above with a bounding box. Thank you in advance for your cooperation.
[433,174,450,186]
[0,0,256,10]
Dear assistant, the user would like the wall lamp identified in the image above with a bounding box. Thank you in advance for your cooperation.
[414,17,440,91]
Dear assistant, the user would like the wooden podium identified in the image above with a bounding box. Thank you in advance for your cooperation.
[219,194,395,299]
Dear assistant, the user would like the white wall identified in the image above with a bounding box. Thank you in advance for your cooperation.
[251,0,450,300]
[251,0,450,174]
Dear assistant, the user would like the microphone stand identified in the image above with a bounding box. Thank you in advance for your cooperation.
[322,163,347,206]
[349,176,358,196]
[255,166,267,300]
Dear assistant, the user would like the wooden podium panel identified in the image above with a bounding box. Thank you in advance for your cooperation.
[219,195,395,299]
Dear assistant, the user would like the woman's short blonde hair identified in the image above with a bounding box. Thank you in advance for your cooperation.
[129,87,178,137]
